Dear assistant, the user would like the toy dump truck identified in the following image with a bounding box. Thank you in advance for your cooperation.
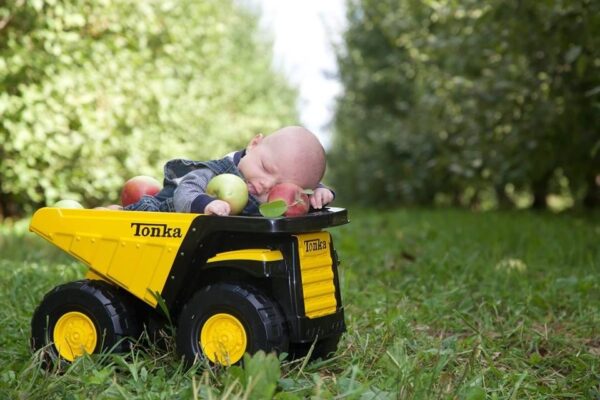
[29,207,348,366]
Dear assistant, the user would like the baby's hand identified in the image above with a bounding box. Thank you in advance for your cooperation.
[204,200,231,216]
[309,187,334,209]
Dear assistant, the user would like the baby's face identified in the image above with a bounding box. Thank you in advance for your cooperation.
[238,143,283,202]
[238,141,305,203]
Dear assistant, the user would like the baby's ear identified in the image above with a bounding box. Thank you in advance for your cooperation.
[247,133,264,151]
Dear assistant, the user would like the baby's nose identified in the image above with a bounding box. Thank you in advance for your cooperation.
[262,178,277,193]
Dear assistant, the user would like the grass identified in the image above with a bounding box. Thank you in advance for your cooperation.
[0,208,599,399]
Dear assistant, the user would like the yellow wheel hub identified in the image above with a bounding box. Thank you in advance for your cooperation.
[200,313,247,365]
[53,311,97,361]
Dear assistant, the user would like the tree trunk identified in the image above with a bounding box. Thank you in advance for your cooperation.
[582,173,600,208]
[531,180,548,209]
[469,190,482,210]
[0,192,21,220]
[0,192,7,220]
[495,185,512,209]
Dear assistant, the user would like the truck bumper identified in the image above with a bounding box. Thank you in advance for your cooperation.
[291,308,346,343]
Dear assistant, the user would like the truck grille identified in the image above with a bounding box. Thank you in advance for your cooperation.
[295,232,337,318]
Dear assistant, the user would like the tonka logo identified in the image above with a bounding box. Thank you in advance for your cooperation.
[131,223,182,238]
[305,238,327,253]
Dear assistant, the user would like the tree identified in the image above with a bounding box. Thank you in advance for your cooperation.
[0,0,298,217]
[331,0,599,208]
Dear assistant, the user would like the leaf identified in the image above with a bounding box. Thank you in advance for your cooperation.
[564,45,581,64]
[244,352,281,399]
[259,200,288,218]
[462,386,486,400]
[585,85,600,97]
[302,189,314,195]
[223,352,281,400]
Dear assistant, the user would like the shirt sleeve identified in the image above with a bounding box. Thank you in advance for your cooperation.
[173,168,217,213]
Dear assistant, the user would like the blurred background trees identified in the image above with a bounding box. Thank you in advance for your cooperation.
[1,0,598,218]
[330,0,599,209]
[0,0,297,217]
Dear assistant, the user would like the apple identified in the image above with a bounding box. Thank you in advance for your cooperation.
[52,199,84,209]
[265,183,310,217]
[206,173,249,215]
[120,175,161,207]
[94,204,123,210]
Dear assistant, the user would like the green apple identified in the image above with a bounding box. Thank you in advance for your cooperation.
[206,174,248,215]
[53,199,84,209]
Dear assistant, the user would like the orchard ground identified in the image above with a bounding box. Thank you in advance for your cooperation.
[0,208,598,399]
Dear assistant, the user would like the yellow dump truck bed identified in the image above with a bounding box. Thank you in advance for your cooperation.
[30,206,350,309]
[30,207,197,307]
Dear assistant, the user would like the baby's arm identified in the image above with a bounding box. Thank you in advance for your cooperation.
[309,186,334,209]
[173,169,228,214]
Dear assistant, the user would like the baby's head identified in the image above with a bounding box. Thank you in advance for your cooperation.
[238,126,326,202]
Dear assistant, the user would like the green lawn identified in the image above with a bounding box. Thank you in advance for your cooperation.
[1,209,598,399]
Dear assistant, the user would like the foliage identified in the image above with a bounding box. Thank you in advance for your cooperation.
[0,0,298,217]
[1,209,599,398]
[331,0,600,209]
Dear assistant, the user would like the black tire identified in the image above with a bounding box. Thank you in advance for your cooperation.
[31,280,142,367]
[176,282,288,367]
[289,334,341,361]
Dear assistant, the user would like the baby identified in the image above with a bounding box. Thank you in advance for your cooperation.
[125,126,334,216]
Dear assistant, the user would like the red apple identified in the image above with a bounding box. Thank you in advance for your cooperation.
[120,175,161,207]
[266,183,310,217]
[206,173,249,215]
